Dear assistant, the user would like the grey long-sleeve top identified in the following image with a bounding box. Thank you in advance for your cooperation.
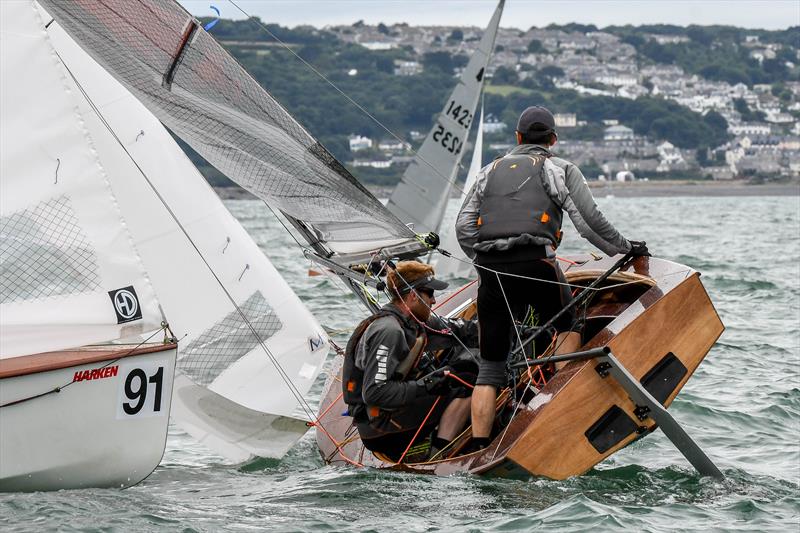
[356,303,478,410]
[455,144,631,258]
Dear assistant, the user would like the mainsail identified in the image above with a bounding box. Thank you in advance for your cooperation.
[38,0,418,262]
[386,0,503,235]
[1,1,163,358]
[16,1,332,461]
[436,107,485,280]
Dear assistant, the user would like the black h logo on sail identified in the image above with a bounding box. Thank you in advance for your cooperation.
[108,286,142,324]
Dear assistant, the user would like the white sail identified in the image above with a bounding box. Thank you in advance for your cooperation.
[1,1,163,358]
[38,0,419,267]
[436,108,484,280]
[36,6,330,461]
[386,0,503,235]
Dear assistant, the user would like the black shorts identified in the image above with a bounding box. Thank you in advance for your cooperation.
[476,256,577,362]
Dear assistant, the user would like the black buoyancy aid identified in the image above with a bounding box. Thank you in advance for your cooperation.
[477,151,563,246]
[342,312,391,421]
[342,311,426,422]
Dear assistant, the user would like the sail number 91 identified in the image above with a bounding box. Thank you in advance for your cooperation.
[123,367,163,415]
[117,362,170,419]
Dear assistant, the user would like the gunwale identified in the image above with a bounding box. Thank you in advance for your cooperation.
[0,342,178,379]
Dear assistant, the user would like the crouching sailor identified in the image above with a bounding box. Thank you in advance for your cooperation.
[343,261,479,461]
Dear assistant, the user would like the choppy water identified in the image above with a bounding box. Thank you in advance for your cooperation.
[2,196,799,532]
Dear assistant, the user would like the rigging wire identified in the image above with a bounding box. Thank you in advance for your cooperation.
[55,53,319,422]
[224,0,472,197]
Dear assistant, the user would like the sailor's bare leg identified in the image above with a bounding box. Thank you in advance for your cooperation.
[554,331,581,370]
[436,397,471,441]
[470,384,497,438]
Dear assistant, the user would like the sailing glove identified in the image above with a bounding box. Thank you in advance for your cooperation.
[417,366,455,396]
[629,240,651,257]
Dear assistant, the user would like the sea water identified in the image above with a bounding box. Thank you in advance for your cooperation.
[2,196,798,532]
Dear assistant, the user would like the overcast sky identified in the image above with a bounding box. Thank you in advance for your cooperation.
[178,1,799,31]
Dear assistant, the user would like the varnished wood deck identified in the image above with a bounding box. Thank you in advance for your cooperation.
[0,342,178,379]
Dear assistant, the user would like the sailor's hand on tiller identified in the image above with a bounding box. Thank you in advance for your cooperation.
[629,240,651,257]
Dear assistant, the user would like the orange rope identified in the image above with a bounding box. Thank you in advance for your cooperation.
[315,420,364,467]
[308,391,344,426]
[397,396,441,464]
[307,391,364,467]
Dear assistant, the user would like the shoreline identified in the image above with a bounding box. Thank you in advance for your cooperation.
[213,179,800,200]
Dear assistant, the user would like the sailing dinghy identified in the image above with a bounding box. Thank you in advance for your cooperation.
[37,0,725,480]
[2,0,330,491]
[316,254,725,478]
[1,1,177,492]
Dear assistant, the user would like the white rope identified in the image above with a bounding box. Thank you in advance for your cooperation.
[437,250,691,292]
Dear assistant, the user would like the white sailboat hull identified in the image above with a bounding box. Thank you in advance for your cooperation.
[0,344,176,492]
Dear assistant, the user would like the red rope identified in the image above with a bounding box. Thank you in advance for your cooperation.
[446,371,474,389]
[397,396,441,464]
[433,279,478,310]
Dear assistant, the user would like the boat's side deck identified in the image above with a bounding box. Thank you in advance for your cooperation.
[0,342,177,379]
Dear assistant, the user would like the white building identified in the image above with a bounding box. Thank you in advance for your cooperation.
[359,42,396,51]
[348,135,373,152]
[378,139,408,152]
[483,114,508,134]
[604,125,634,141]
[595,74,638,87]
[728,123,771,136]
[657,141,686,171]
[393,60,422,76]
[351,159,392,168]
[554,113,577,128]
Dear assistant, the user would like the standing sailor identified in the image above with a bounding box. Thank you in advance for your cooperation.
[343,261,479,460]
[455,105,650,450]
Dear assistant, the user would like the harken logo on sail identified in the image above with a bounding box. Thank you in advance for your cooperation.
[108,286,142,324]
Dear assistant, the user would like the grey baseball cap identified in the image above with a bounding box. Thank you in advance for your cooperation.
[516,105,556,135]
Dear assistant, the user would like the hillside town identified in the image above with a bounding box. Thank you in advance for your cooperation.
[329,22,800,182]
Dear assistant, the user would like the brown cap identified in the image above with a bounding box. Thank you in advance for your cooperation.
[387,261,448,296]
